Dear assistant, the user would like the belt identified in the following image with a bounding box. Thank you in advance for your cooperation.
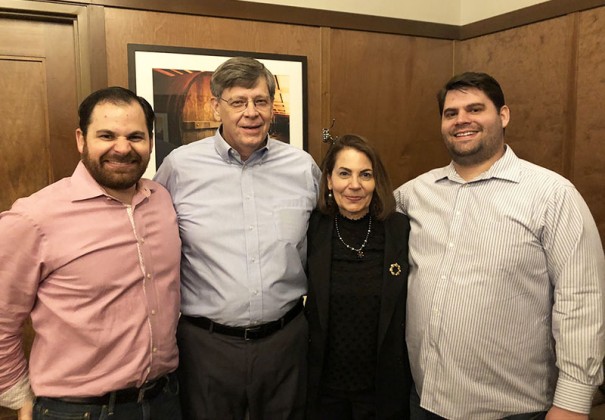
[42,374,170,405]
[183,297,304,340]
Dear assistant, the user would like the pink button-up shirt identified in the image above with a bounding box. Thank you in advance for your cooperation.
[0,162,180,405]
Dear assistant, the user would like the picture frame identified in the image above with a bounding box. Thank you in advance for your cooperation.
[127,44,308,178]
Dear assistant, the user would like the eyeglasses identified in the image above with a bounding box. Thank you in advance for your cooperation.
[218,96,273,113]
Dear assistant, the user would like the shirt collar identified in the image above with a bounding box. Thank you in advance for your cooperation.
[69,161,154,204]
[435,145,521,184]
[214,126,269,165]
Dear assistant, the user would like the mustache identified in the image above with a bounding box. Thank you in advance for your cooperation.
[102,151,142,163]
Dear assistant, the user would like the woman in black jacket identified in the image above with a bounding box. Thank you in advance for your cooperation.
[305,134,412,419]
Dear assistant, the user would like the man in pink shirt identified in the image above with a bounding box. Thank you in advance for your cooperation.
[0,87,182,419]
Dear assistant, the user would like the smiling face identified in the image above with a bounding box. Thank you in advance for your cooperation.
[441,87,509,169]
[76,101,151,202]
[328,147,376,220]
[212,77,273,161]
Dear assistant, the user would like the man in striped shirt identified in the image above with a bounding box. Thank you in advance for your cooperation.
[395,72,604,420]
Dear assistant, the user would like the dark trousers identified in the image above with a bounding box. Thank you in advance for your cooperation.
[410,387,547,420]
[33,372,181,420]
[177,312,308,420]
[316,388,376,420]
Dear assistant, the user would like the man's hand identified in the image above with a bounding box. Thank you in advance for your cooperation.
[17,399,33,420]
[545,405,588,420]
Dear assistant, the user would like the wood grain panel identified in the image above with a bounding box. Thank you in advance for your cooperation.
[575,7,605,242]
[455,15,575,177]
[103,8,324,162]
[0,16,80,209]
[0,17,80,185]
[0,58,50,211]
[43,20,80,181]
[328,29,453,187]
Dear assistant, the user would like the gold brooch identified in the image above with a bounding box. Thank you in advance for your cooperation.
[389,263,402,276]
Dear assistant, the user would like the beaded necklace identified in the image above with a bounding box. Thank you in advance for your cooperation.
[334,214,372,258]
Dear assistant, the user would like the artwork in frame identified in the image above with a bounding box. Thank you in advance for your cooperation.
[127,44,308,179]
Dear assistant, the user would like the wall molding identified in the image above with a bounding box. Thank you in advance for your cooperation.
[24,0,605,39]
[459,0,605,39]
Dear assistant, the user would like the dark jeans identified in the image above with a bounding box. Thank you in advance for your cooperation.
[33,373,181,420]
[410,387,547,420]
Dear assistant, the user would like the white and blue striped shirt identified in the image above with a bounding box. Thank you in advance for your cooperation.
[395,146,604,419]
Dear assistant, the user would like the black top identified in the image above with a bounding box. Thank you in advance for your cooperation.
[305,210,412,419]
[323,214,385,391]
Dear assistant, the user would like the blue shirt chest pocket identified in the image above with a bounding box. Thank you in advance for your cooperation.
[272,199,312,244]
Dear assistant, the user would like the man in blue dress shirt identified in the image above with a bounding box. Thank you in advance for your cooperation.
[155,56,320,420]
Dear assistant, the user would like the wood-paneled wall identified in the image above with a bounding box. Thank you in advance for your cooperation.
[103,5,605,242]
[576,7,605,244]
[102,8,452,178]
[326,30,452,188]
[455,8,605,244]
[104,9,325,159]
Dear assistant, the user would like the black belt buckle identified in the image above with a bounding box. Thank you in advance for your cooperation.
[244,325,263,340]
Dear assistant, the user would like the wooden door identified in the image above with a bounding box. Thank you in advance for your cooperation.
[0,16,80,211]
[0,14,81,420]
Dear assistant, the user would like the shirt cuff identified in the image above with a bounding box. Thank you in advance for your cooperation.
[0,375,34,410]
[552,375,597,414]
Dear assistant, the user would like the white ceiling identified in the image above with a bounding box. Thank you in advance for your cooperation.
[237,0,550,25]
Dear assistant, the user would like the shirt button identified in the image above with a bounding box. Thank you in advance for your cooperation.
[249,225,254,230]
[140,238,145,243]
[448,242,454,248]
[147,273,151,279]
[151,310,156,316]
[152,347,157,353]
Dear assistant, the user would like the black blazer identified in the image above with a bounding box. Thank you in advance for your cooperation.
[305,210,412,419]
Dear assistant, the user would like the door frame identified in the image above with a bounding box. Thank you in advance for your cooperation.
[0,0,108,101]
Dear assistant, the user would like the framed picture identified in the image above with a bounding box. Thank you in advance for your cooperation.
[127,44,308,178]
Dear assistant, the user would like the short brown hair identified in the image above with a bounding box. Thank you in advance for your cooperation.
[317,134,395,221]
[437,72,505,116]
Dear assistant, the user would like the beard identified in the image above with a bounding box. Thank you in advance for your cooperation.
[81,141,149,191]
[443,126,504,167]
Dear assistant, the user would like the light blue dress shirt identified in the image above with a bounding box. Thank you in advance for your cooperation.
[155,131,320,326]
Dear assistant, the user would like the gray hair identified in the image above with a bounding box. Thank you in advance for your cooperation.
[210,57,276,100]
